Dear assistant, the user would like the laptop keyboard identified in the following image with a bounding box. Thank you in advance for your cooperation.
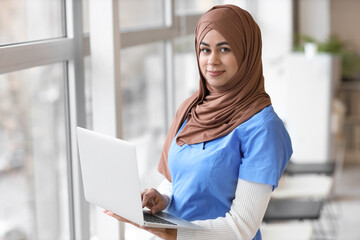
[143,212,177,225]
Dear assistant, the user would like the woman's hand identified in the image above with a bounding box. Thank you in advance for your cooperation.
[104,210,177,240]
[141,188,170,214]
[104,188,175,239]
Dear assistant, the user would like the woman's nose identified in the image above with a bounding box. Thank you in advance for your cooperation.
[208,52,220,65]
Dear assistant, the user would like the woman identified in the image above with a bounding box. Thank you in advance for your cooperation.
[105,4,292,240]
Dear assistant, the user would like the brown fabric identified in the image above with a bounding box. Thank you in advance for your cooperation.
[158,4,271,181]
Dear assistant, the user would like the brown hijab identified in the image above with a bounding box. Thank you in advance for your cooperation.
[158,4,271,181]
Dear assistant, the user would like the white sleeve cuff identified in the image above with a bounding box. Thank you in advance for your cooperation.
[157,178,173,211]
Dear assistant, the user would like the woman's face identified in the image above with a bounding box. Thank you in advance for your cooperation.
[199,30,239,88]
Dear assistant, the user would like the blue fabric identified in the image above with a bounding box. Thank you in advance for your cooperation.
[167,105,292,240]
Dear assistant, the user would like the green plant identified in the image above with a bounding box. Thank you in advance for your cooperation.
[294,34,360,80]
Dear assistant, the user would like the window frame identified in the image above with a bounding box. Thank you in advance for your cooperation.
[0,0,208,239]
[118,13,201,126]
[0,0,87,239]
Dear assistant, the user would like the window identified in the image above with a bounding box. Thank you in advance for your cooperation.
[0,0,64,46]
[83,0,90,33]
[175,0,216,15]
[119,0,165,29]
[121,42,166,190]
[84,56,93,128]
[0,64,71,239]
[173,35,198,109]
[0,0,85,239]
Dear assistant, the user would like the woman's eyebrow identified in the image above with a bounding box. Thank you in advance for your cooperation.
[216,41,229,47]
[200,42,210,47]
[200,41,230,47]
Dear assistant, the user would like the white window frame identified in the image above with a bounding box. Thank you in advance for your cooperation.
[0,0,88,239]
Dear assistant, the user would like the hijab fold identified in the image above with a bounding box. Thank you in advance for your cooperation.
[158,5,271,182]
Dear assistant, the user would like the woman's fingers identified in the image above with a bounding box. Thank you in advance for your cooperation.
[142,188,170,214]
[103,210,144,229]
[141,188,160,210]
[103,209,177,239]
[104,210,156,231]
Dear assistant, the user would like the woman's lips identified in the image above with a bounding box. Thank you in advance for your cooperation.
[207,70,225,77]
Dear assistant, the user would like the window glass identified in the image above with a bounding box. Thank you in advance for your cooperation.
[83,56,99,240]
[0,0,64,46]
[121,42,166,188]
[84,56,93,128]
[83,0,90,33]
[175,0,249,15]
[0,63,70,239]
[119,0,165,29]
[175,0,215,15]
[173,35,198,110]
[121,42,166,239]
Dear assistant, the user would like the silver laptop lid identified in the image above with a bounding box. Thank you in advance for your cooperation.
[76,127,145,226]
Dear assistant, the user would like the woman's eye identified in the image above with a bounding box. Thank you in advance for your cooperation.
[220,47,230,53]
[200,48,210,53]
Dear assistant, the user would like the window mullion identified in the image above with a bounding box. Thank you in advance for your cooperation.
[0,39,73,74]
[120,26,174,48]
[64,0,88,240]
[88,0,122,238]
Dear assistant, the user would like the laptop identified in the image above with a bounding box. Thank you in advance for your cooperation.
[76,127,203,229]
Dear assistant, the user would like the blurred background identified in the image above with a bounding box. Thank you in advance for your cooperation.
[0,0,359,239]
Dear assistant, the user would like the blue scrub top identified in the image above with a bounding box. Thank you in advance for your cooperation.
[167,105,293,240]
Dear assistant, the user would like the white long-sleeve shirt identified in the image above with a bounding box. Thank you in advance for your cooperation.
[157,178,272,240]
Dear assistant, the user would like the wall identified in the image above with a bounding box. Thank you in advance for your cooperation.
[256,0,293,122]
[298,0,360,54]
[330,0,360,163]
[331,0,360,55]
[299,0,330,42]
